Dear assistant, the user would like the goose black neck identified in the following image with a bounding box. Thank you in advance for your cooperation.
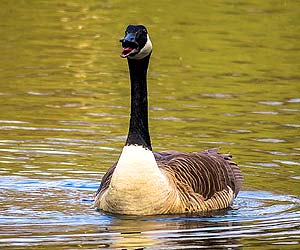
[125,54,152,150]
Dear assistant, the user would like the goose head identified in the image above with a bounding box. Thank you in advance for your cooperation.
[120,25,152,60]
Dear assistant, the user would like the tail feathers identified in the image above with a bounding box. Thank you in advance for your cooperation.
[200,148,243,196]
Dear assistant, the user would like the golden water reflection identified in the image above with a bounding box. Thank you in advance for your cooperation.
[0,0,299,249]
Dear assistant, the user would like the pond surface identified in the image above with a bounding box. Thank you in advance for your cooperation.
[0,0,299,249]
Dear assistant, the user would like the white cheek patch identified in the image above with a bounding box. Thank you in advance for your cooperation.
[129,35,152,60]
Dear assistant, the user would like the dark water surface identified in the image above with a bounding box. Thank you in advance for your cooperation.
[0,1,299,249]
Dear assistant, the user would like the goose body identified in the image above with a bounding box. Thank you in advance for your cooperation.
[94,25,243,215]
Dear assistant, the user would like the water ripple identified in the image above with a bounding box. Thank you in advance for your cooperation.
[0,177,299,249]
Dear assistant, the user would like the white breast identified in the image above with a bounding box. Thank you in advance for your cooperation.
[99,145,173,215]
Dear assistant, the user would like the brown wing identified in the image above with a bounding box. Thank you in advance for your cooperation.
[156,148,243,200]
[94,162,117,199]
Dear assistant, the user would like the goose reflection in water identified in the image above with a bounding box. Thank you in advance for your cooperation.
[97,210,242,250]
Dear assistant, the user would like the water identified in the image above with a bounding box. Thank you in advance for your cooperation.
[1,176,300,249]
[0,0,299,249]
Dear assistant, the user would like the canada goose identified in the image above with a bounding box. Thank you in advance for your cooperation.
[94,25,243,215]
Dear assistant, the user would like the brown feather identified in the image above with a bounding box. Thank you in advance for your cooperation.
[94,163,116,201]
[158,148,243,197]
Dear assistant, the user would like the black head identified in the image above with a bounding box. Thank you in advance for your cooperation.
[120,25,152,60]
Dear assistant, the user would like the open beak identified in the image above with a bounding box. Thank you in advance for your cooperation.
[120,33,139,58]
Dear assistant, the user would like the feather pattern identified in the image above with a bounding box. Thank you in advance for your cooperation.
[157,148,243,213]
[94,148,243,214]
